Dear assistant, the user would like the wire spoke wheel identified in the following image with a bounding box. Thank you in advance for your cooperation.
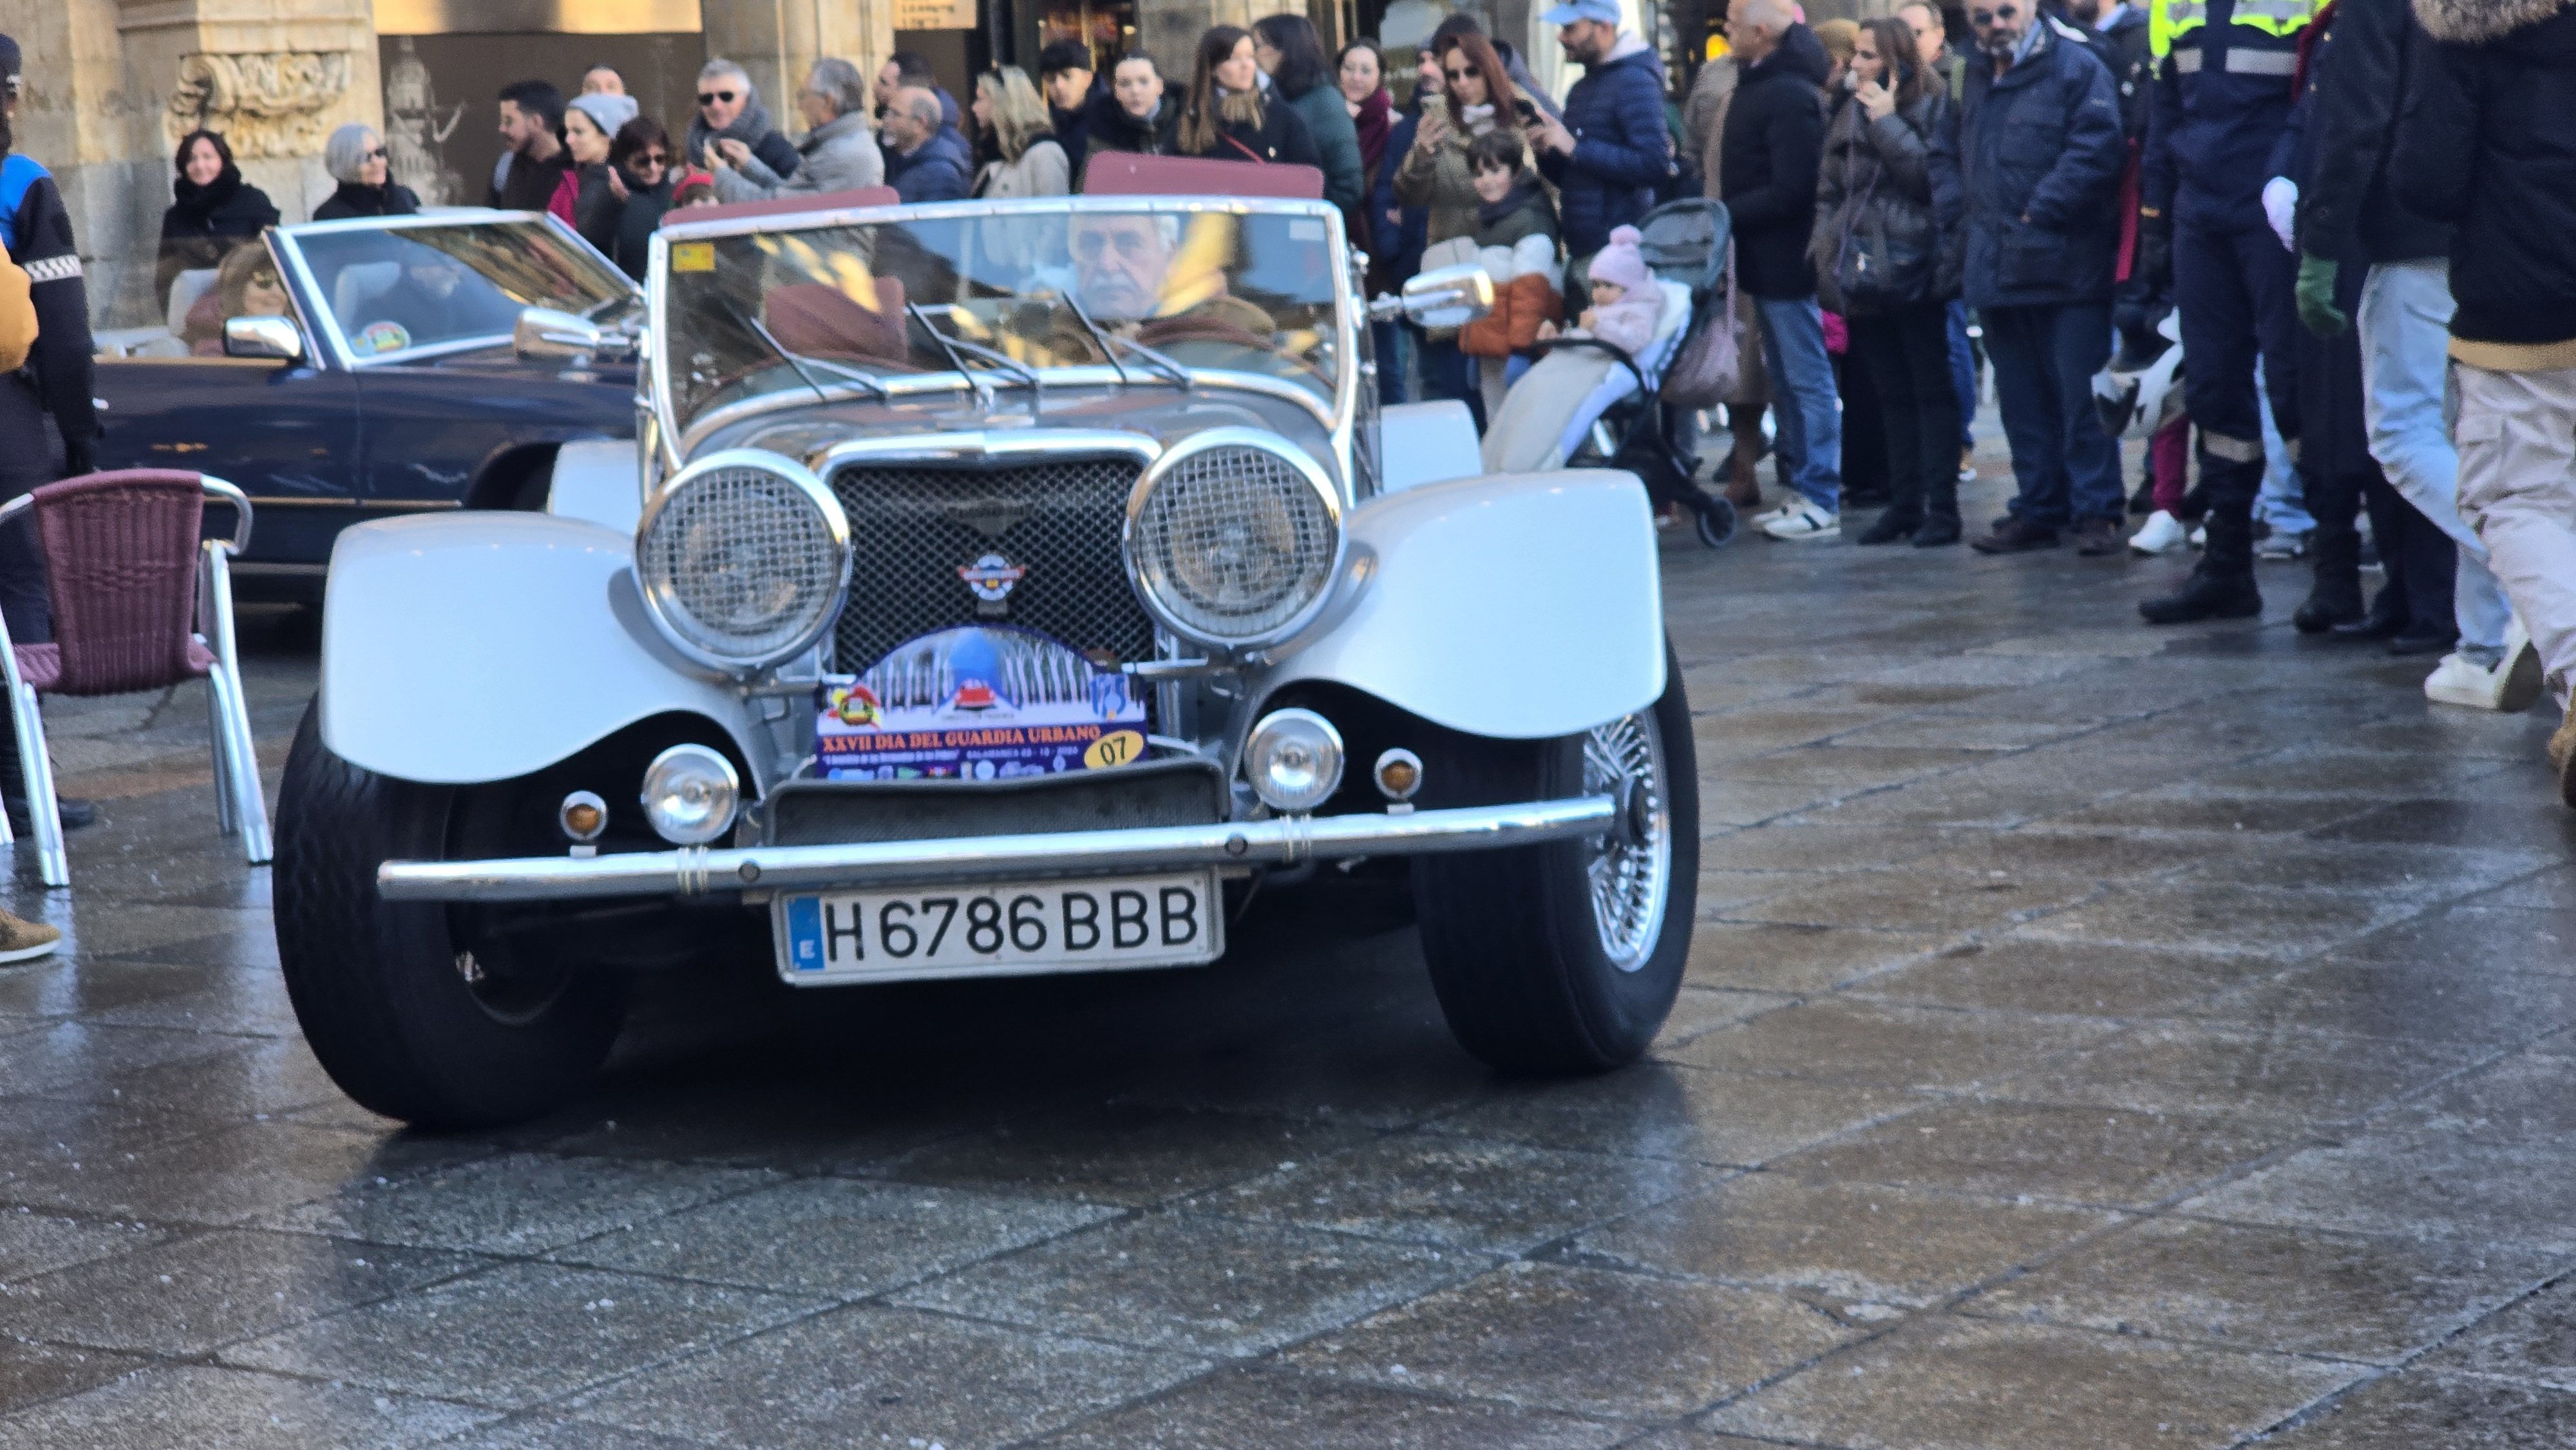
[1583,710,1672,972]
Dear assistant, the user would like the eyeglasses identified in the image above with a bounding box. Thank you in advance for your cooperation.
[636,151,670,167]
[249,273,280,288]
[1443,67,1474,82]
[1968,5,2018,21]
[696,89,737,106]
[1072,230,1160,261]
[363,146,388,160]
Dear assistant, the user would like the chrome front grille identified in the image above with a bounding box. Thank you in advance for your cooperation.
[827,455,1156,672]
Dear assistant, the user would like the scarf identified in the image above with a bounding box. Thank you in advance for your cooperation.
[685,93,780,170]
[1352,88,1392,178]
[1458,101,1499,137]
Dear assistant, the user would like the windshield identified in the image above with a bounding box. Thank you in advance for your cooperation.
[293,220,636,361]
[659,203,1345,437]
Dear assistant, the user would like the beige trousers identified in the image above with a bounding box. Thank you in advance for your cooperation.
[2454,360,2576,709]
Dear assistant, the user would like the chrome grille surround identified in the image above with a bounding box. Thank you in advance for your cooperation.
[1124,428,1343,650]
[637,449,851,671]
[826,453,1157,672]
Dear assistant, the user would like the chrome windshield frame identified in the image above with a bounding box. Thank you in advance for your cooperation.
[271,209,639,373]
[647,194,1361,491]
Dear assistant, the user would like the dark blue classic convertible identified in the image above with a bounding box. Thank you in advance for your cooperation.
[93,211,641,601]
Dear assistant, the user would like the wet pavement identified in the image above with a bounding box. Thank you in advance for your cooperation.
[1,456,2574,1447]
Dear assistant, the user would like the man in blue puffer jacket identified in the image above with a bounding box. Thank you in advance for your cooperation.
[1527,0,1672,263]
[1948,0,2130,556]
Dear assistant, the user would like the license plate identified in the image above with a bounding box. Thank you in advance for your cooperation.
[773,871,1224,984]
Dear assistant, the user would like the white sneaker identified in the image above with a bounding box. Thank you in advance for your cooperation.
[1749,502,1794,527]
[1761,500,1841,541]
[2129,509,2188,555]
[2425,644,2546,712]
[2188,523,2207,550]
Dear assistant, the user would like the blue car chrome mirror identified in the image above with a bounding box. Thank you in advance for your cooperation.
[222,315,303,362]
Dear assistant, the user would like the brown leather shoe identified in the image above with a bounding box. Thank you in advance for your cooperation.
[2074,518,2124,556]
[0,910,61,964]
[1969,517,2060,554]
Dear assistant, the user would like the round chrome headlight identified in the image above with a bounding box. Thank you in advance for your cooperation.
[637,449,850,670]
[1126,428,1341,648]
[639,744,740,845]
[1244,708,1345,814]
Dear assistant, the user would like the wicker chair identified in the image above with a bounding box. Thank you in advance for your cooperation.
[0,470,265,886]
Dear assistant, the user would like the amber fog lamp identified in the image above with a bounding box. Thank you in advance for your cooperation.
[558,791,608,842]
[1372,748,1423,804]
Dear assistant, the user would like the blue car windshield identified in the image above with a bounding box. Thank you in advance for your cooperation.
[295,220,634,360]
[659,203,1345,435]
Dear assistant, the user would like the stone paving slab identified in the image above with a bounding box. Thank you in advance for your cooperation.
[2,456,2575,1444]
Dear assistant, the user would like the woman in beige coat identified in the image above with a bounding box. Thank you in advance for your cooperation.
[1392,33,1522,247]
[1683,49,1770,511]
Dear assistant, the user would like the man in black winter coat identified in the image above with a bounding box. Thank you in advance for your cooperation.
[2394,0,2576,798]
[2296,0,2523,703]
[1719,0,1844,541]
[1949,1,2128,556]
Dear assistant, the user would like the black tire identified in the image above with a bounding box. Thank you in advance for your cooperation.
[1695,496,1738,549]
[273,701,627,1129]
[1414,641,1698,1071]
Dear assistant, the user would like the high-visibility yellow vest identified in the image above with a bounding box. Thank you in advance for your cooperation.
[2150,0,2319,56]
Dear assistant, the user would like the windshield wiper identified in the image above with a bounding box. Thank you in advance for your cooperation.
[906,302,1040,396]
[721,295,887,402]
[1063,296,1191,390]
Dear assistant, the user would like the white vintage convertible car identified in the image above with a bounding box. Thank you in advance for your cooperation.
[272,184,1698,1128]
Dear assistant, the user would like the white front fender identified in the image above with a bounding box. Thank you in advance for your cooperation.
[1266,469,1665,739]
[319,514,759,786]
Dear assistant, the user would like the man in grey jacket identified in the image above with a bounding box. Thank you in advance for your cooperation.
[712,58,884,203]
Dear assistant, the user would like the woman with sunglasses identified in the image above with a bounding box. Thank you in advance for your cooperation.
[156,129,280,306]
[1392,32,1526,249]
[607,117,677,281]
[559,91,638,257]
[314,124,420,221]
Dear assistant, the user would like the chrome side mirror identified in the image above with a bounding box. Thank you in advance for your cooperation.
[1368,263,1495,330]
[222,315,304,361]
[515,305,603,363]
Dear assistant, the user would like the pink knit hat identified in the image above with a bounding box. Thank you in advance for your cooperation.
[1589,225,1653,295]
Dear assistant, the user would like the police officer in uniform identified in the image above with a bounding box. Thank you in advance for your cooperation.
[2133,0,2318,622]
[0,35,100,833]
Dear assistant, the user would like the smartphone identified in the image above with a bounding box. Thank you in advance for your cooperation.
[1512,97,1541,127]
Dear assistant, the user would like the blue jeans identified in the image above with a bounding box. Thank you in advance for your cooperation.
[2359,259,2510,657]
[1756,296,1842,511]
[1984,301,2124,529]
[1946,298,1977,451]
[1372,320,1410,404]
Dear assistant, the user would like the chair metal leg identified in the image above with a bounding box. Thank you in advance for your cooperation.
[13,683,65,887]
[208,665,270,865]
[205,672,236,836]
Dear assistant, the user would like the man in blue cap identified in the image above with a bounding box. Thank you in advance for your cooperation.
[1524,0,1672,265]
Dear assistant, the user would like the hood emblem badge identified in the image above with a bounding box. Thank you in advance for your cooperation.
[958,553,1027,616]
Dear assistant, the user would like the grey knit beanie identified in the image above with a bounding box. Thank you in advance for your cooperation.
[568,92,639,141]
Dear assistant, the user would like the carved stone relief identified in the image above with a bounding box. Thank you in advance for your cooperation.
[165,52,354,157]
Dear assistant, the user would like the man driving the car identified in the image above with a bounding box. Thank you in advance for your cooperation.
[1065,211,1274,343]
[354,247,520,350]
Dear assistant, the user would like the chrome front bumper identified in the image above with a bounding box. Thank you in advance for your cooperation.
[374,796,1617,904]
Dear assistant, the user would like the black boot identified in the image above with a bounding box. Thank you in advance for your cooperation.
[2140,511,2263,625]
[1857,509,1920,545]
[0,692,93,838]
[2293,527,2365,634]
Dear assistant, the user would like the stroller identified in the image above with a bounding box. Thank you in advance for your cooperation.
[1510,198,1739,549]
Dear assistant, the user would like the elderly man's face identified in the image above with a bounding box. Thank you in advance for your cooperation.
[1070,214,1175,320]
[1970,0,2033,56]
[404,255,463,299]
[882,89,931,149]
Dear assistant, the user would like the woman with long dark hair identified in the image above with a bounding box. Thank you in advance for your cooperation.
[607,117,676,281]
[1338,39,1392,196]
[155,130,279,306]
[1392,30,1521,247]
[1251,14,1365,222]
[1168,25,1323,172]
[1809,16,1964,547]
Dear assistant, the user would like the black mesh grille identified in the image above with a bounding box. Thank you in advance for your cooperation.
[829,456,1155,672]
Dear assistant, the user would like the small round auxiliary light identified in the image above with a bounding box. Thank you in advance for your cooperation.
[558,791,608,843]
[1372,748,1423,804]
[1244,708,1345,814]
[639,744,741,845]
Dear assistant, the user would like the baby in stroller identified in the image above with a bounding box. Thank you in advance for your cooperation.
[1480,200,1738,547]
